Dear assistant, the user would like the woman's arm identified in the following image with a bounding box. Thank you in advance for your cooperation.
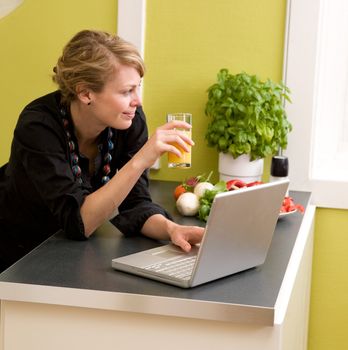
[81,120,193,236]
[81,154,147,236]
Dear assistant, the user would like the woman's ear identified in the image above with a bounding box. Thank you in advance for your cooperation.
[76,84,92,106]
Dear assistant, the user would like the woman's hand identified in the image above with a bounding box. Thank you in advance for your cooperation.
[134,120,194,169]
[141,214,204,253]
[166,221,204,252]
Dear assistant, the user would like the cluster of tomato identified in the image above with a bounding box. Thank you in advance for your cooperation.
[225,179,262,190]
[226,179,305,214]
[280,196,304,213]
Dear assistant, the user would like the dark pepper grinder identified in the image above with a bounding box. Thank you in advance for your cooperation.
[270,155,289,196]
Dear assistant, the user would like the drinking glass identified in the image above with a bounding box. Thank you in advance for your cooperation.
[166,113,192,168]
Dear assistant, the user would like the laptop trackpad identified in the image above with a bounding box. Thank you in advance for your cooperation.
[152,249,185,259]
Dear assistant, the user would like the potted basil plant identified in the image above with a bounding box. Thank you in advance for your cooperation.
[205,69,292,181]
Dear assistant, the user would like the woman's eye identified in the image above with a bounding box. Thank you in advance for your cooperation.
[121,85,140,96]
[122,89,133,95]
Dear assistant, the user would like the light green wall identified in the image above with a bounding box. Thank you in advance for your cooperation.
[144,0,285,183]
[0,1,347,349]
[310,209,348,350]
[0,0,117,165]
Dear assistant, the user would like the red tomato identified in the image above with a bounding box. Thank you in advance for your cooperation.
[174,184,187,200]
[226,179,246,191]
[246,181,263,187]
[280,196,305,213]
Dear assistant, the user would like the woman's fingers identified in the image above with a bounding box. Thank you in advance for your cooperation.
[143,122,194,164]
[159,120,192,131]
[167,144,182,158]
[156,127,194,148]
[167,133,193,152]
[170,226,205,252]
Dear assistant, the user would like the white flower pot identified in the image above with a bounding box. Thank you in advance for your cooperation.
[218,153,264,183]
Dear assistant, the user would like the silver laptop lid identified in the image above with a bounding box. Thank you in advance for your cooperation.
[190,180,289,287]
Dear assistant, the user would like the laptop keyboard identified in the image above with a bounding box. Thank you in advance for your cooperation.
[144,256,197,280]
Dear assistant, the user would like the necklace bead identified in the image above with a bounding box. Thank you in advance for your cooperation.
[72,164,82,177]
[71,154,79,164]
[103,164,111,175]
[68,141,75,152]
[104,152,112,163]
[108,140,114,150]
[101,176,110,184]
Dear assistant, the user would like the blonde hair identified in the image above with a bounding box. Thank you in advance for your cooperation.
[52,29,145,104]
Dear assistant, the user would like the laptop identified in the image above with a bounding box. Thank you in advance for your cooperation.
[112,180,289,288]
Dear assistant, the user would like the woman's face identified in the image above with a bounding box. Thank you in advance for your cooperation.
[90,64,142,130]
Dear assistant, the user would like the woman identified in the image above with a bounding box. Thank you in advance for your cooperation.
[0,30,204,272]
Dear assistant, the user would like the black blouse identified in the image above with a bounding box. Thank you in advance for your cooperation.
[0,91,170,267]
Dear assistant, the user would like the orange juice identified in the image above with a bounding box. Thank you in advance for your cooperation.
[166,113,192,168]
[168,130,192,168]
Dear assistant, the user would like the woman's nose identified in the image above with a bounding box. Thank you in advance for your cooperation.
[131,91,142,107]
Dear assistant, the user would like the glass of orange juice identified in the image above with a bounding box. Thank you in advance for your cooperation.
[167,113,192,168]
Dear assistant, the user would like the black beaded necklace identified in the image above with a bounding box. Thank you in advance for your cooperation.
[60,107,114,185]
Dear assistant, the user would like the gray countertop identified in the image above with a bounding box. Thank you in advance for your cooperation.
[0,180,313,325]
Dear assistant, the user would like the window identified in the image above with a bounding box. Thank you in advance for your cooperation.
[311,0,348,182]
[284,0,348,209]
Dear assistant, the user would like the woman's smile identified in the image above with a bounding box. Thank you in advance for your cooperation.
[122,111,136,120]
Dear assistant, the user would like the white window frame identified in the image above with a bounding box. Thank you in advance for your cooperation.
[283,0,348,209]
[117,0,146,58]
[117,0,146,98]
[0,0,23,19]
